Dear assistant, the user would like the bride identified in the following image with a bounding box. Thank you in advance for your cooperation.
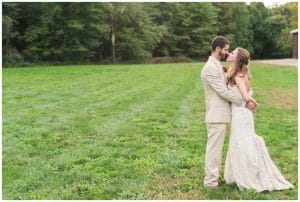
[224,47,294,192]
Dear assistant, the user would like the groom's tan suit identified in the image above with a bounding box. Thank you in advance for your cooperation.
[201,56,242,187]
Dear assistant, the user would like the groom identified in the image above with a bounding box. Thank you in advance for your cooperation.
[200,36,257,188]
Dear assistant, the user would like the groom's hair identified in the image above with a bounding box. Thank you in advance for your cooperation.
[211,36,230,51]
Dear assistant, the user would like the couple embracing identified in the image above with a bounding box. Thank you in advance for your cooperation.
[201,36,294,192]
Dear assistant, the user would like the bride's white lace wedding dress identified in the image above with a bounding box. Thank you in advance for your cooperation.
[224,85,294,192]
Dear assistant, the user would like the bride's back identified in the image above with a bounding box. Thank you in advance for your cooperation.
[228,84,245,111]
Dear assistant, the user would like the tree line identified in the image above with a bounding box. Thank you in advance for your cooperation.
[2,2,298,67]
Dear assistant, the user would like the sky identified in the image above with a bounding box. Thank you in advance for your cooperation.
[245,0,297,8]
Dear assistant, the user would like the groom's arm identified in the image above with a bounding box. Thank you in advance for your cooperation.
[203,70,241,104]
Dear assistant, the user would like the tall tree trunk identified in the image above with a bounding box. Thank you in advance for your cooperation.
[112,33,115,63]
[111,9,115,64]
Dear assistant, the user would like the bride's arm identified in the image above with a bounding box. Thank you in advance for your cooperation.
[235,75,256,104]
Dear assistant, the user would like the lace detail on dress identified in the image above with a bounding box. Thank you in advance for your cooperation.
[224,85,294,192]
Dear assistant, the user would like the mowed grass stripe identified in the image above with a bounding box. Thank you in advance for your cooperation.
[2,63,297,200]
[2,64,200,199]
[2,65,188,159]
[2,65,160,113]
[99,68,203,199]
[70,66,200,199]
[2,70,159,156]
[4,63,179,140]
[146,82,204,199]
[3,64,199,199]
[48,65,197,158]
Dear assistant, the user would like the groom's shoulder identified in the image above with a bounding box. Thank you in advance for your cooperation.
[202,59,217,73]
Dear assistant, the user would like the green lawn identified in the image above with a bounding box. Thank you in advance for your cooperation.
[2,62,298,199]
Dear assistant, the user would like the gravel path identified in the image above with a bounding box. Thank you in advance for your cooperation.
[253,58,298,67]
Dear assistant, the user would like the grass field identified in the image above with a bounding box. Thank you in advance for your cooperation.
[2,62,298,199]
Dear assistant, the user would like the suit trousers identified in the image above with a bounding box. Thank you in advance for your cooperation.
[204,123,227,187]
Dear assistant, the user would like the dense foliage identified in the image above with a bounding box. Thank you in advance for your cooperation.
[2,2,298,66]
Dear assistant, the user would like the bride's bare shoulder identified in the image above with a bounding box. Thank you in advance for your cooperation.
[235,73,250,90]
[235,72,249,80]
[236,73,245,78]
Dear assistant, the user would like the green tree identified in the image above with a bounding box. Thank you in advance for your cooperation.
[179,3,219,57]
[265,9,289,57]
[248,2,270,58]
[144,2,173,57]
[107,3,165,62]
[216,3,253,53]
[21,3,110,63]
[273,2,298,57]
[148,2,218,58]
[2,2,297,66]
[2,3,25,66]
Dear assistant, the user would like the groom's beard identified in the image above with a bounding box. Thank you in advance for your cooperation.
[219,52,229,61]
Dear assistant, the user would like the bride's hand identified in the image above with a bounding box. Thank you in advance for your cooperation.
[252,98,258,107]
[245,96,258,111]
[246,101,256,112]
[246,96,257,106]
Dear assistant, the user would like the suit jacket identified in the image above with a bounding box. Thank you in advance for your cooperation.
[201,56,243,123]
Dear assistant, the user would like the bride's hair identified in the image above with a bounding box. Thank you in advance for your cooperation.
[227,47,251,85]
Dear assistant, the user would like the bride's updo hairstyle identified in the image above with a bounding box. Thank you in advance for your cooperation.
[227,47,251,85]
